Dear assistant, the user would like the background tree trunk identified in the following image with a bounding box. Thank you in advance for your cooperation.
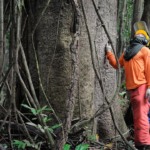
[0,0,4,75]
[117,0,127,56]
[142,0,150,33]
[131,0,144,37]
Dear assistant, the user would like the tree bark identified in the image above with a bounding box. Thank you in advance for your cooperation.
[22,0,128,147]
[131,0,144,37]
[0,0,4,75]
[141,0,150,32]
[91,0,128,139]
[117,0,127,56]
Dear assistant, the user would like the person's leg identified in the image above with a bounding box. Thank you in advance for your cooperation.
[129,84,150,146]
[148,111,150,123]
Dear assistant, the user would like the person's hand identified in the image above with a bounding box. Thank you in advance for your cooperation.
[105,43,112,53]
[146,88,150,101]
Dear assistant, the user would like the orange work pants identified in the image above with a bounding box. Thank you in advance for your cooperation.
[129,84,150,146]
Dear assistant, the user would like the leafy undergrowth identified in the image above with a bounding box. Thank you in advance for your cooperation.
[64,140,134,150]
[63,127,135,150]
[0,134,135,150]
[0,127,135,150]
[0,103,135,150]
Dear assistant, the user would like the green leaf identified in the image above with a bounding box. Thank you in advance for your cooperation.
[37,124,45,133]
[30,108,37,115]
[47,124,61,133]
[63,144,71,150]
[75,144,89,150]
[43,116,52,123]
[21,104,37,115]
[37,106,49,114]
[41,105,48,110]
[51,124,62,129]
[26,122,37,127]
[21,104,32,110]
[23,140,32,147]
[32,117,37,121]
[13,140,26,149]
[47,127,53,133]
[36,109,44,114]
[44,108,53,111]
[119,91,126,96]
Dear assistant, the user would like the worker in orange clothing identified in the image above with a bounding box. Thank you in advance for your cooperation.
[105,29,150,150]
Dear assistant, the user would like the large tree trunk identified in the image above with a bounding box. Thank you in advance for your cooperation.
[24,1,78,147]
[91,0,128,139]
[23,0,128,146]
[35,0,74,120]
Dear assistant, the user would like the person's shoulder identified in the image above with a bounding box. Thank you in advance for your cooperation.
[141,46,150,56]
[141,46,149,50]
[141,46,150,52]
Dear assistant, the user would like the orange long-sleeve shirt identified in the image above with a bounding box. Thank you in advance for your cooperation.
[106,46,150,90]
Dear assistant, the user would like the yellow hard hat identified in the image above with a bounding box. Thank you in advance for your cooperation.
[135,30,150,41]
